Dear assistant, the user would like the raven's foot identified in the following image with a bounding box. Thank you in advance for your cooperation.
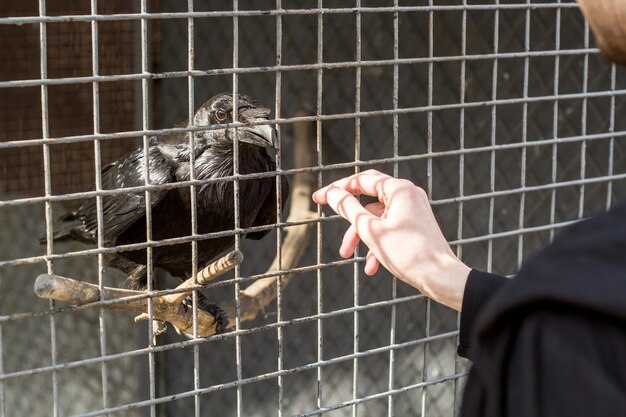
[180,295,230,335]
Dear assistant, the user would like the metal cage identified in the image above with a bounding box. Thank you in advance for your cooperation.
[1,1,625,416]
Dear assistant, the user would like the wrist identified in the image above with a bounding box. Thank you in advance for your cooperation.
[420,254,471,312]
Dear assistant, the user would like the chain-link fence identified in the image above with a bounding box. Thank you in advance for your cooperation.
[1,1,625,416]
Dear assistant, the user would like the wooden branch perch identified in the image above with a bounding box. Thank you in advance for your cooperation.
[34,250,243,337]
[33,116,318,338]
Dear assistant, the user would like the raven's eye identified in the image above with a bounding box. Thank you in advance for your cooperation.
[215,108,228,123]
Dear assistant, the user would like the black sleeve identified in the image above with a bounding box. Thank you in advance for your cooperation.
[461,307,626,417]
[460,199,626,417]
[457,269,508,359]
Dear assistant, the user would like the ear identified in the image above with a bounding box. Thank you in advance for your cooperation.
[578,0,626,65]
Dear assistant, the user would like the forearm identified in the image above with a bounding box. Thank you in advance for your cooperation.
[409,259,509,359]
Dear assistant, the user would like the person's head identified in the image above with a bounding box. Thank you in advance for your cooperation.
[578,0,626,65]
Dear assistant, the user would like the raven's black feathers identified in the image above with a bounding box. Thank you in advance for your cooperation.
[43,93,289,294]
[81,145,174,244]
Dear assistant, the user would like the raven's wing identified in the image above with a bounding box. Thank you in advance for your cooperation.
[79,146,174,243]
[246,175,290,240]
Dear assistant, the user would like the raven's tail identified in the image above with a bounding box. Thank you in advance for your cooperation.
[38,212,92,244]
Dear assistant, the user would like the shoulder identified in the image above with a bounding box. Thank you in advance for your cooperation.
[477,199,626,337]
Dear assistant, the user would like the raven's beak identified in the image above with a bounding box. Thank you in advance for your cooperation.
[238,124,278,148]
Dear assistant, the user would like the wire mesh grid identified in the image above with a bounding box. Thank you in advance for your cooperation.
[1,1,625,416]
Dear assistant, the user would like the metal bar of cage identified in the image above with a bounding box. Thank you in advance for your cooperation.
[89,0,110,412]
[517,0,532,271]
[315,1,324,415]
[487,0,500,275]
[231,3,243,417]
[0,48,603,90]
[138,1,158,416]
[387,0,400,415]
[579,20,590,219]
[0,3,584,26]
[185,1,202,416]
[607,63,617,209]
[274,2,285,416]
[549,0,562,242]
[0,1,624,416]
[352,2,362,416]
[37,1,60,416]
[421,2,434,413]
[453,0,469,411]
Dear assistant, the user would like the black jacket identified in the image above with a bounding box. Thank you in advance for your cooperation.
[458,200,626,417]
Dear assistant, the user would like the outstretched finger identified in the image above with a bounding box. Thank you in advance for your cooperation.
[340,226,359,258]
[313,170,391,204]
[364,250,380,276]
[321,186,378,232]
[339,202,384,258]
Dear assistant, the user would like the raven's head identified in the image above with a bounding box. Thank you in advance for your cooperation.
[194,93,278,149]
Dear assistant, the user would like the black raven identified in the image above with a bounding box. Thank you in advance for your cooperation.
[42,93,289,331]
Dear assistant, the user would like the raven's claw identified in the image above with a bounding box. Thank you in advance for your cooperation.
[181,295,229,334]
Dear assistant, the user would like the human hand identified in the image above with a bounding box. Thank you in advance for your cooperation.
[312,170,471,311]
